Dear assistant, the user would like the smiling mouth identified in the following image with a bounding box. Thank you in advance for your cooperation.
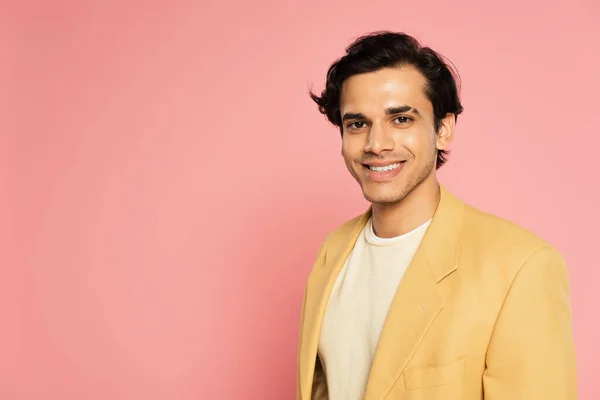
[363,162,404,172]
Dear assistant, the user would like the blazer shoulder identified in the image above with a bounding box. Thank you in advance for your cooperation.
[464,203,550,245]
[461,203,564,266]
[320,212,367,250]
[306,212,367,280]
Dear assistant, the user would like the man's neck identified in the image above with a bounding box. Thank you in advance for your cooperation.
[371,178,440,239]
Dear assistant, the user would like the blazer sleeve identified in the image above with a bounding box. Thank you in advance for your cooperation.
[297,237,330,400]
[483,245,578,399]
[297,286,308,400]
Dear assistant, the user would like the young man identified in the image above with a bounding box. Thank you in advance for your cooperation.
[297,31,577,400]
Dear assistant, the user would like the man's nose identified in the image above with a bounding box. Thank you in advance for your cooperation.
[364,123,394,154]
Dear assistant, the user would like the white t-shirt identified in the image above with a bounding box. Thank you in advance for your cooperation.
[318,217,431,400]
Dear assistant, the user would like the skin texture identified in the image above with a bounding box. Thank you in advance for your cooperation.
[339,66,456,238]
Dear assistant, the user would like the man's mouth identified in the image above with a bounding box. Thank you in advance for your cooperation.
[361,161,406,182]
[365,162,403,172]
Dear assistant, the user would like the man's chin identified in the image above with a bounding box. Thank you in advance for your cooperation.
[362,189,405,205]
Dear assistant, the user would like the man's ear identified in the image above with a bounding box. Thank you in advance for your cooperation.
[436,113,456,151]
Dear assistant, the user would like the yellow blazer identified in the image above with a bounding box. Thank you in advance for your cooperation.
[297,185,577,400]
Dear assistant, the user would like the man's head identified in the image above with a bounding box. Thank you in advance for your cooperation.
[310,31,463,205]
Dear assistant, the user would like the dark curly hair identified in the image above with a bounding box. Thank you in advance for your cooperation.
[310,31,463,169]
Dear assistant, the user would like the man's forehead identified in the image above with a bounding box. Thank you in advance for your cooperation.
[342,66,426,88]
[341,70,427,107]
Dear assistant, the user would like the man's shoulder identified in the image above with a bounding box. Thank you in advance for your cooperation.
[463,203,549,247]
[314,211,369,258]
[461,202,563,269]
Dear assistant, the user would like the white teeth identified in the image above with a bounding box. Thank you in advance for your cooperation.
[369,162,401,172]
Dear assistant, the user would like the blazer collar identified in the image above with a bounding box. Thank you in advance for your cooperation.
[421,183,465,282]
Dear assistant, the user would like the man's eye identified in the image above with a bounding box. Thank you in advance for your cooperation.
[394,116,412,124]
[349,121,367,129]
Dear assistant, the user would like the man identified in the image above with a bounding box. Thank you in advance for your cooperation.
[296,31,577,400]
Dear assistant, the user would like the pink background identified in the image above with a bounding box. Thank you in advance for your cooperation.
[3,1,599,399]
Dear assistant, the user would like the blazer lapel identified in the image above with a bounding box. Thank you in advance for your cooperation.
[298,212,371,399]
[364,184,465,400]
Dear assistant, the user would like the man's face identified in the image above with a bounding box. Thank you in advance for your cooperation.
[340,66,452,205]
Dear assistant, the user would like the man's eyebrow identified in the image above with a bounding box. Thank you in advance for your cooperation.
[385,105,420,116]
[341,106,420,122]
[341,112,366,122]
